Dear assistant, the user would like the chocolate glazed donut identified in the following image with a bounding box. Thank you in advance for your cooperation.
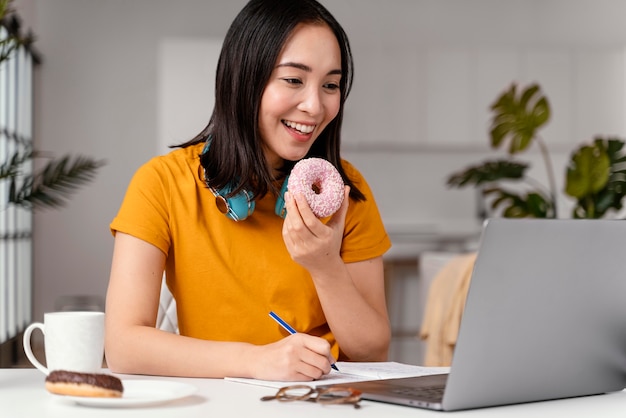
[45,370,124,398]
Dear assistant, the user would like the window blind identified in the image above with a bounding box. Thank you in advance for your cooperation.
[0,24,34,345]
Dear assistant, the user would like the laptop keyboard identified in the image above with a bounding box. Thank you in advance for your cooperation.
[390,385,445,402]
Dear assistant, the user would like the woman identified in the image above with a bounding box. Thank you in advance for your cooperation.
[105,0,391,381]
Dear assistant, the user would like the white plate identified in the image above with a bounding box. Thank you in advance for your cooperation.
[57,380,197,408]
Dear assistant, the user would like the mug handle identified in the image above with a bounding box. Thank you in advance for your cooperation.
[22,322,49,375]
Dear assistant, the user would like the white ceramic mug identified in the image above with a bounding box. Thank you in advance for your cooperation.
[22,311,105,375]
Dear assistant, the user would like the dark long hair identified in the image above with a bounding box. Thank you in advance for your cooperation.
[177,0,365,201]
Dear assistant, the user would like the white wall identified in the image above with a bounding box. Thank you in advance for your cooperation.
[12,0,626,321]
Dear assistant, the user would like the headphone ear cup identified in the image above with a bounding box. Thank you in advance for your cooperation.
[223,189,255,221]
[275,176,289,219]
[213,182,255,221]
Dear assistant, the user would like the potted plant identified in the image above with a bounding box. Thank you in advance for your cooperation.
[0,0,105,366]
[446,82,626,219]
[1,0,104,212]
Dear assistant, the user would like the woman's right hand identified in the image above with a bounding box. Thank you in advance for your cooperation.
[249,333,335,381]
[105,232,336,380]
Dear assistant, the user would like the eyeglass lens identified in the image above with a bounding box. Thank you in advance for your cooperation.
[260,385,361,408]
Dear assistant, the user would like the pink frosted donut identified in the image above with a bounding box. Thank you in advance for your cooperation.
[288,158,345,218]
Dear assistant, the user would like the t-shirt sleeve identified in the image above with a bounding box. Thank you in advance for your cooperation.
[109,157,171,255]
[340,162,391,263]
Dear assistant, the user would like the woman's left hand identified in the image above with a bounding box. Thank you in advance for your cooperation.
[282,186,350,273]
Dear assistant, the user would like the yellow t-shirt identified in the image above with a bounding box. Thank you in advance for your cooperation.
[110,143,391,358]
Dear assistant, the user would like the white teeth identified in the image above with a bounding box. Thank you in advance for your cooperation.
[284,120,315,134]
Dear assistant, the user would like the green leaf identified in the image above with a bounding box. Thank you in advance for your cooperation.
[532,97,550,126]
[447,160,528,188]
[565,144,610,199]
[594,191,617,214]
[509,131,533,154]
[488,83,550,155]
[490,123,509,148]
[526,192,551,217]
[483,188,551,218]
[604,137,625,156]
[519,84,539,108]
[567,137,626,218]
[6,153,106,210]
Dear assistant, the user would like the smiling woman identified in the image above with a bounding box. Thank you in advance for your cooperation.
[104,0,392,381]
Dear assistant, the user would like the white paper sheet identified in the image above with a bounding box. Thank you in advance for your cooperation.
[225,361,450,389]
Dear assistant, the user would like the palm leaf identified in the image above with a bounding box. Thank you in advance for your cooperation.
[5,152,105,210]
[0,0,34,63]
[0,147,33,180]
[1,1,102,211]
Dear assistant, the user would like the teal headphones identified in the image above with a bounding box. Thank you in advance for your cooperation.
[201,141,289,221]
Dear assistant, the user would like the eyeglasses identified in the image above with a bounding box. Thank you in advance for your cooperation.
[260,384,362,409]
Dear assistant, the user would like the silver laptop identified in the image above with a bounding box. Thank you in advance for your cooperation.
[325,218,626,411]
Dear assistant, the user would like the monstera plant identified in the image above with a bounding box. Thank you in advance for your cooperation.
[447,82,626,219]
[1,0,104,211]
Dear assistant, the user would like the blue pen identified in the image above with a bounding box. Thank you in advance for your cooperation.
[269,311,339,372]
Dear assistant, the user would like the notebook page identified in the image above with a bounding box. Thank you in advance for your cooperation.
[225,361,449,389]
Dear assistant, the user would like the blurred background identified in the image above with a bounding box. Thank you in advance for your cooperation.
[2,0,626,366]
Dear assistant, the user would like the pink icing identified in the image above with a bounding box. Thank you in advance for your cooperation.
[288,158,345,217]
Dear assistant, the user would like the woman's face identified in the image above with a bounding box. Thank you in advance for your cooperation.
[259,23,342,171]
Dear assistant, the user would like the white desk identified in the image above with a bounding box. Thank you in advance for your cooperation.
[3,368,626,417]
